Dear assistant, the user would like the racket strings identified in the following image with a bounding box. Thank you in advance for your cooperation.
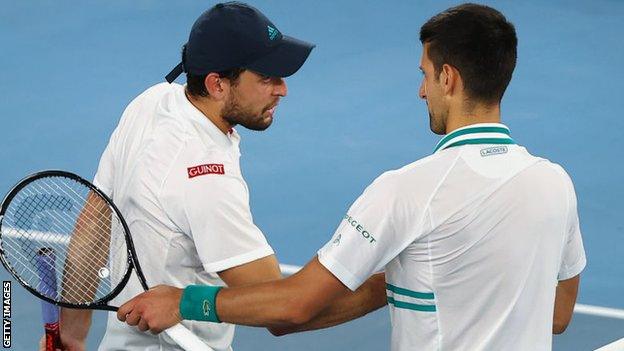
[4,224,116,301]
[3,184,109,300]
[10,180,109,247]
[8,179,125,302]
[1,176,130,305]
[6,184,115,280]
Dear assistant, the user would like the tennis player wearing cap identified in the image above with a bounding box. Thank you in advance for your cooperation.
[117,4,585,350]
[45,2,314,351]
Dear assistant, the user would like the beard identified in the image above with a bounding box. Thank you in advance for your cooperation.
[222,92,275,131]
[428,104,448,135]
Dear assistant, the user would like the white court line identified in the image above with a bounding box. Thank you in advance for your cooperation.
[278,264,624,321]
[595,337,624,351]
[279,264,302,276]
[3,227,71,245]
[575,304,624,320]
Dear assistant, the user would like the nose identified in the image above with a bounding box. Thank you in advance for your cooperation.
[273,78,288,97]
[418,79,426,100]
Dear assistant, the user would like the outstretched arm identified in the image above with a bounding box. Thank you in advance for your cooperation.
[117,257,387,333]
[268,271,386,336]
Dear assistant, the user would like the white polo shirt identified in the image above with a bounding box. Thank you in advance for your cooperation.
[318,123,586,351]
[94,83,274,351]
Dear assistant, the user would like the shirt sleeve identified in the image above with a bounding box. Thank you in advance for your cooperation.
[558,177,587,280]
[318,173,428,290]
[93,132,117,198]
[161,140,274,273]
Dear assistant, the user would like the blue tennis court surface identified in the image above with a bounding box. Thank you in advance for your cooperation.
[1,0,623,349]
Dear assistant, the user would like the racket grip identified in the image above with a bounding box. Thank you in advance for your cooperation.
[44,321,62,351]
[164,323,215,351]
[36,248,63,350]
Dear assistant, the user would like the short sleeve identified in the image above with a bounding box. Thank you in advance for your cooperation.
[161,140,273,273]
[558,179,587,280]
[93,134,116,197]
[318,173,428,290]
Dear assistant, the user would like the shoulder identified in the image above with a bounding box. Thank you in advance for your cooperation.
[142,83,222,153]
[364,152,457,203]
[121,83,183,122]
[538,160,577,197]
[117,83,182,129]
[134,82,178,103]
[389,152,457,178]
[518,147,575,186]
[541,160,574,184]
[376,152,457,188]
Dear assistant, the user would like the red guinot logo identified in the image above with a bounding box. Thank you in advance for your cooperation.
[187,164,225,178]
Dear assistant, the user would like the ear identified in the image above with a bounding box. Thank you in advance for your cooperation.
[440,63,461,96]
[204,73,229,100]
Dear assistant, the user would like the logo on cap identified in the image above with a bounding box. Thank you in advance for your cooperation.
[267,25,279,40]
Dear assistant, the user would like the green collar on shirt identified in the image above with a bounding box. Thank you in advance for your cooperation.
[433,123,516,153]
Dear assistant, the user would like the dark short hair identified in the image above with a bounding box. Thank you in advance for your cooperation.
[420,3,517,104]
[186,67,245,97]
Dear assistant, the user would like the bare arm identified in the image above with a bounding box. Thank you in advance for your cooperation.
[553,274,580,334]
[43,192,111,351]
[117,256,375,333]
[62,191,112,303]
[214,256,361,328]
[218,254,282,287]
[122,254,283,334]
[268,272,387,336]
[58,309,92,350]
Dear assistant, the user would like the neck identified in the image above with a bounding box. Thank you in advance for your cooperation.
[185,90,232,134]
[445,103,501,134]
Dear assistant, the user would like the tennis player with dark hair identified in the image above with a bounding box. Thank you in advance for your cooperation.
[118,3,585,350]
[41,2,314,350]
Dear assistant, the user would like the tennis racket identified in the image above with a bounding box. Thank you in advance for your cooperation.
[0,170,213,351]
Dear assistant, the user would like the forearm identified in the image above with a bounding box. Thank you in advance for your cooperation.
[553,275,580,334]
[269,272,387,335]
[62,192,111,302]
[217,276,309,327]
[216,257,350,328]
[60,308,92,341]
[117,257,358,333]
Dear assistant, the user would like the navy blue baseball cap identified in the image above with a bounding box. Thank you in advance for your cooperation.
[165,2,315,83]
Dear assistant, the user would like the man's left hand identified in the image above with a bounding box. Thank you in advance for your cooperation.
[117,285,183,334]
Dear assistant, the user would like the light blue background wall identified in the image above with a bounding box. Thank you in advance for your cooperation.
[1,1,622,349]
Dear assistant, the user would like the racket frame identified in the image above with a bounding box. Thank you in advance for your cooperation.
[0,170,145,311]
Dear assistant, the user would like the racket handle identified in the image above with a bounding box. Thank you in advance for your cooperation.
[36,248,63,351]
[164,323,215,351]
[44,321,62,351]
